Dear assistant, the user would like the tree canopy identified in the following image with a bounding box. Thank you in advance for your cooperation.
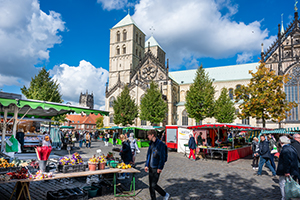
[234,62,296,127]
[113,84,138,126]
[21,67,62,103]
[214,87,236,123]
[96,115,104,129]
[185,64,215,122]
[140,81,168,125]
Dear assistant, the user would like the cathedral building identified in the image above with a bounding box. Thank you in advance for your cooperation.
[104,8,300,129]
[79,91,94,109]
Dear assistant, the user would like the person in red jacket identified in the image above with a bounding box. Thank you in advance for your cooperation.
[188,134,196,161]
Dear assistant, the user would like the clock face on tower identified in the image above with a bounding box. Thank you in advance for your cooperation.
[141,64,157,80]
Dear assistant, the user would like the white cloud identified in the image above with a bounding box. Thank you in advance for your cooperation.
[0,0,65,85]
[97,0,128,11]
[125,0,277,69]
[236,52,253,64]
[50,60,109,110]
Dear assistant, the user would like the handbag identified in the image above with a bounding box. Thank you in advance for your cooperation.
[285,175,300,200]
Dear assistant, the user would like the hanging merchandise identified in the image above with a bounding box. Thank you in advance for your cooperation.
[5,135,19,152]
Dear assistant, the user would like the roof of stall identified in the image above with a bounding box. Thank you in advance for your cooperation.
[0,97,109,119]
[123,126,163,131]
[187,123,265,130]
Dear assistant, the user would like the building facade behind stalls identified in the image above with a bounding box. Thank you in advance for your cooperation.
[104,8,300,128]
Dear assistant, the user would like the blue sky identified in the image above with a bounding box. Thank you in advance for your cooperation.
[0,0,297,109]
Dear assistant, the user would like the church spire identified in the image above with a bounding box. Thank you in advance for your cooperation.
[281,13,284,35]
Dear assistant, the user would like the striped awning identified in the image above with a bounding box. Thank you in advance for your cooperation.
[285,127,300,132]
[261,129,297,135]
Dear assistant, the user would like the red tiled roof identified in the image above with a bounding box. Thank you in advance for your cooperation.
[66,114,102,125]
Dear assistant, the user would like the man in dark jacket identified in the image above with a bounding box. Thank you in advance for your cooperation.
[290,134,300,183]
[276,136,299,200]
[188,134,196,161]
[145,130,170,200]
[257,135,276,176]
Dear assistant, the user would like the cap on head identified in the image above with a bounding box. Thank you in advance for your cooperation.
[279,136,290,144]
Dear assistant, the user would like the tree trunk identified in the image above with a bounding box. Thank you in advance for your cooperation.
[262,113,265,128]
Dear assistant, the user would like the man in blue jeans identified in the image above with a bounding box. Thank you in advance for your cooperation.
[257,134,276,176]
[145,130,170,200]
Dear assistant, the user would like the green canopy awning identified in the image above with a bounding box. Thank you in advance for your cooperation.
[99,126,123,130]
[123,126,162,131]
[261,129,297,135]
[60,126,75,129]
[0,97,109,119]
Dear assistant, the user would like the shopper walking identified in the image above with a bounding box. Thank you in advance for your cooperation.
[119,134,132,179]
[291,134,300,184]
[85,131,91,148]
[113,130,118,146]
[257,135,276,176]
[129,133,140,165]
[188,134,196,161]
[145,130,170,200]
[78,132,84,148]
[251,137,259,170]
[268,135,277,170]
[276,136,299,200]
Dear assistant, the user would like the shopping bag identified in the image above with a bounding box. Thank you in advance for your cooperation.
[5,135,19,152]
[285,175,300,200]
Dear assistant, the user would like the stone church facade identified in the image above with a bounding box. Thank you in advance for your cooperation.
[104,9,300,128]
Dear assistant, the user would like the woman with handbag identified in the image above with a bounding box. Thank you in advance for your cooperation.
[268,135,277,171]
[252,137,259,170]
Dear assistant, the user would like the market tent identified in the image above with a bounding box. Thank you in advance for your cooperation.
[59,126,74,129]
[99,126,123,130]
[123,126,162,131]
[261,129,297,135]
[187,123,261,130]
[0,96,109,150]
[285,127,300,132]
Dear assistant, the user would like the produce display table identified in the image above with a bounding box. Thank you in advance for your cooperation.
[0,168,141,200]
[113,168,140,197]
[197,146,252,163]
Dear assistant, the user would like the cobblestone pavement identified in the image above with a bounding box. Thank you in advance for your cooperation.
[0,140,282,200]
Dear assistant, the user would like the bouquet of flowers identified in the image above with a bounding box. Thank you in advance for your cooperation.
[35,146,52,161]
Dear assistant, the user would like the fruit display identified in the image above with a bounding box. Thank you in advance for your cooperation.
[117,162,131,169]
[0,158,14,168]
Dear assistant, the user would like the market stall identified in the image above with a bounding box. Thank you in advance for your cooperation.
[165,125,190,150]
[188,123,265,163]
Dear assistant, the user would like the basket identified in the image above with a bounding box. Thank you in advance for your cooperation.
[83,186,98,198]
[56,164,87,173]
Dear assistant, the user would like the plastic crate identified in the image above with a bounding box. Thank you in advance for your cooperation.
[47,187,88,200]
[56,164,87,173]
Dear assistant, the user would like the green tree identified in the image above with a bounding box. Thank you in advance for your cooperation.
[113,85,138,126]
[140,81,168,125]
[234,62,296,127]
[185,64,215,122]
[96,115,104,129]
[21,67,62,103]
[214,87,236,123]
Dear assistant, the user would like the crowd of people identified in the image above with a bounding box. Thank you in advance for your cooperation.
[59,130,99,149]
[251,134,300,200]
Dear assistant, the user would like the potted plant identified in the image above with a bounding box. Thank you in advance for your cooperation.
[88,156,98,171]
[97,155,107,170]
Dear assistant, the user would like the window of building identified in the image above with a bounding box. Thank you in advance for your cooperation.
[136,34,138,42]
[109,96,115,107]
[285,66,300,121]
[123,30,127,41]
[109,115,114,124]
[196,120,202,125]
[117,31,120,42]
[72,121,74,123]
[182,110,188,126]
[136,48,138,56]
[242,118,249,125]
[86,125,89,128]
[116,46,120,55]
[139,51,141,58]
[229,88,234,100]
[141,120,147,125]
[139,37,141,45]
[122,45,126,54]
[77,121,79,123]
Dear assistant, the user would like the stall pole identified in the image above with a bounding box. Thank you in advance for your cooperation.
[12,106,18,137]
[1,108,8,151]
[48,122,52,134]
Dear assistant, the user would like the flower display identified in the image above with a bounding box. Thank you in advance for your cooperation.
[97,155,106,163]
[88,156,98,164]
[59,153,83,166]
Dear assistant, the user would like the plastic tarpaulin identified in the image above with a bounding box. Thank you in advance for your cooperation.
[177,128,193,153]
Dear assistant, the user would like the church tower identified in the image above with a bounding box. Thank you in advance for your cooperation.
[79,91,94,109]
[108,14,146,88]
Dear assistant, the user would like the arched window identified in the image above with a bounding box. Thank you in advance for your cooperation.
[136,34,138,42]
[116,46,120,55]
[116,31,120,42]
[136,48,138,56]
[182,110,188,126]
[139,37,141,45]
[123,29,127,41]
[109,115,114,124]
[141,120,147,125]
[109,96,115,107]
[180,90,185,101]
[122,45,126,54]
[229,88,234,100]
[139,51,141,58]
[285,66,300,121]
